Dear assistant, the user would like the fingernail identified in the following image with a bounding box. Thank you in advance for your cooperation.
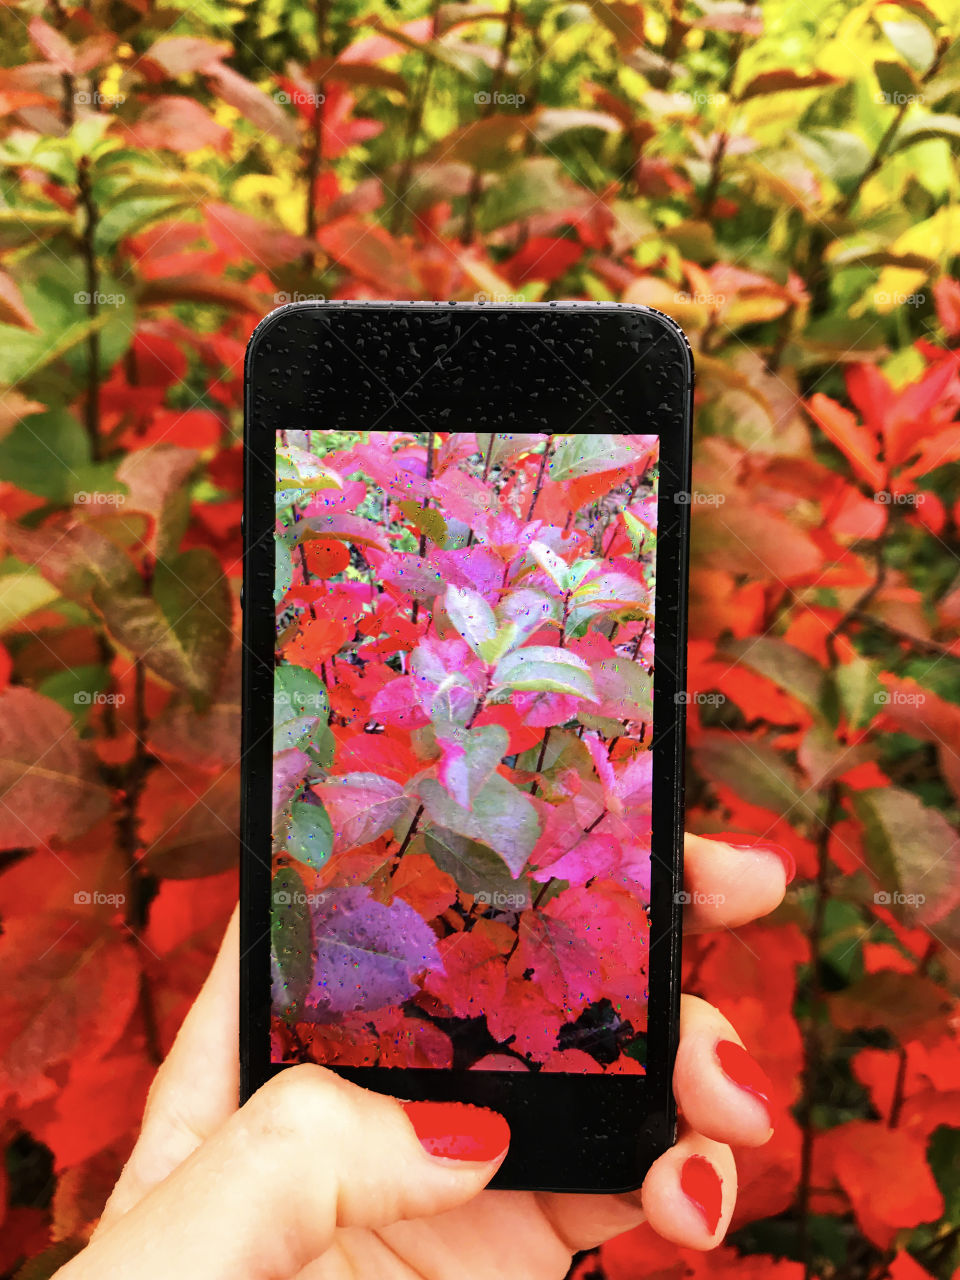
[400,1100,510,1162]
[680,1154,723,1235]
[716,1039,773,1124]
[706,832,796,884]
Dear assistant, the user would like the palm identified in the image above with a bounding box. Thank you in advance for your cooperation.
[302,1194,578,1280]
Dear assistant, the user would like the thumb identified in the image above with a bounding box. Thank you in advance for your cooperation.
[60,1066,509,1280]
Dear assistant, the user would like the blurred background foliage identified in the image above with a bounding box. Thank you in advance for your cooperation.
[0,0,959,1277]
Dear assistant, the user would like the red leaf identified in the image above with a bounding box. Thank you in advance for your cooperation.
[124,97,230,153]
[315,217,418,297]
[0,916,139,1106]
[806,391,884,489]
[500,235,583,286]
[0,689,110,849]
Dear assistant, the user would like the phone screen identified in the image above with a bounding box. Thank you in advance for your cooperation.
[272,431,658,1075]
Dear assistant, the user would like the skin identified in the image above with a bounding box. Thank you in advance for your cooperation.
[57,833,786,1280]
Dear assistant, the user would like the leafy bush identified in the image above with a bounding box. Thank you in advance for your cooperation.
[271,432,657,1071]
[0,1,959,1278]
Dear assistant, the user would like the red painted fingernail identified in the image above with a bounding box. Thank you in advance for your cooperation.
[716,1040,773,1124]
[400,1101,510,1162]
[706,832,796,884]
[680,1154,723,1235]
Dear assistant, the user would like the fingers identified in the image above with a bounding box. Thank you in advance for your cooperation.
[96,907,241,1234]
[63,1066,509,1280]
[683,832,793,933]
[673,995,773,1147]
[641,1127,736,1250]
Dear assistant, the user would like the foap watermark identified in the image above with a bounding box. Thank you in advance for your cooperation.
[874,90,924,106]
[675,691,726,706]
[675,889,726,907]
[74,490,124,507]
[691,90,729,107]
[74,290,125,308]
[875,291,925,308]
[874,890,926,907]
[674,490,725,506]
[75,890,125,906]
[475,888,529,909]
[276,689,326,711]
[75,690,126,706]
[475,90,525,107]
[274,291,326,305]
[273,889,328,907]
[275,89,325,106]
[874,490,927,506]
[474,291,525,304]
[75,89,126,108]
[874,689,926,707]
[674,291,725,307]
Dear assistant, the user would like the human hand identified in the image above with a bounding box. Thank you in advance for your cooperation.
[57,832,790,1280]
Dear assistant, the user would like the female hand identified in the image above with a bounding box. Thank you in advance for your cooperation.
[57,833,790,1280]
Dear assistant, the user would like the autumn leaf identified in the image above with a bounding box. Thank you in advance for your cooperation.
[0,689,110,848]
[301,886,441,1019]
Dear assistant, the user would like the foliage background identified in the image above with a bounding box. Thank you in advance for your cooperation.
[0,0,959,1277]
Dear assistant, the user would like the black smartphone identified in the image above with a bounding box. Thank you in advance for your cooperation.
[241,301,692,1193]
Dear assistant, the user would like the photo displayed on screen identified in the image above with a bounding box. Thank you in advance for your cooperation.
[271,431,658,1073]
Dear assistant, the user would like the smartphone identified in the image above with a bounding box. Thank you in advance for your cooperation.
[241,301,692,1193]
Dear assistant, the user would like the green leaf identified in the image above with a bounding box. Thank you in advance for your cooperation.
[881,18,936,73]
[492,645,599,701]
[892,114,960,152]
[271,864,314,1019]
[423,827,532,904]
[418,772,540,878]
[528,540,570,591]
[444,585,497,655]
[283,798,334,870]
[274,665,329,752]
[548,434,651,483]
[591,655,652,719]
[0,314,110,387]
[275,533,294,604]
[852,787,960,930]
[398,499,447,547]
[796,128,873,183]
[0,572,59,631]
[874,59,919,103]
[0,408,90,501]
[474,433,546,468]
[476,620,521,666]
[99,549,232,702]
[435,723,509,809]
[835,656,883,730]
[694,733,806,817]
[720,637,827,716]
[571,571,650,614]
[93,196,191,255]
[623,509,648,553]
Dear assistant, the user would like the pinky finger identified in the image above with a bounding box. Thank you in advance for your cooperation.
[641,1128,736,1250]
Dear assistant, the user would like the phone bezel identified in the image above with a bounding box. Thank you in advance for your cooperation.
[241,300,692,1193]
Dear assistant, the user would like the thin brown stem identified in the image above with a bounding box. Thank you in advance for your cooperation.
[461,0,519,243]
[390,0,441,233]
[391,804,424,873]
[525,435,553,523]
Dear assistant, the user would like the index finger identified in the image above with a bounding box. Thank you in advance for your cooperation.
[682,832,793,933]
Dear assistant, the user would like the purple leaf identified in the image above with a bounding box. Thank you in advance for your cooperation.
[273,747,310,820]
[303,886,441,1020]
